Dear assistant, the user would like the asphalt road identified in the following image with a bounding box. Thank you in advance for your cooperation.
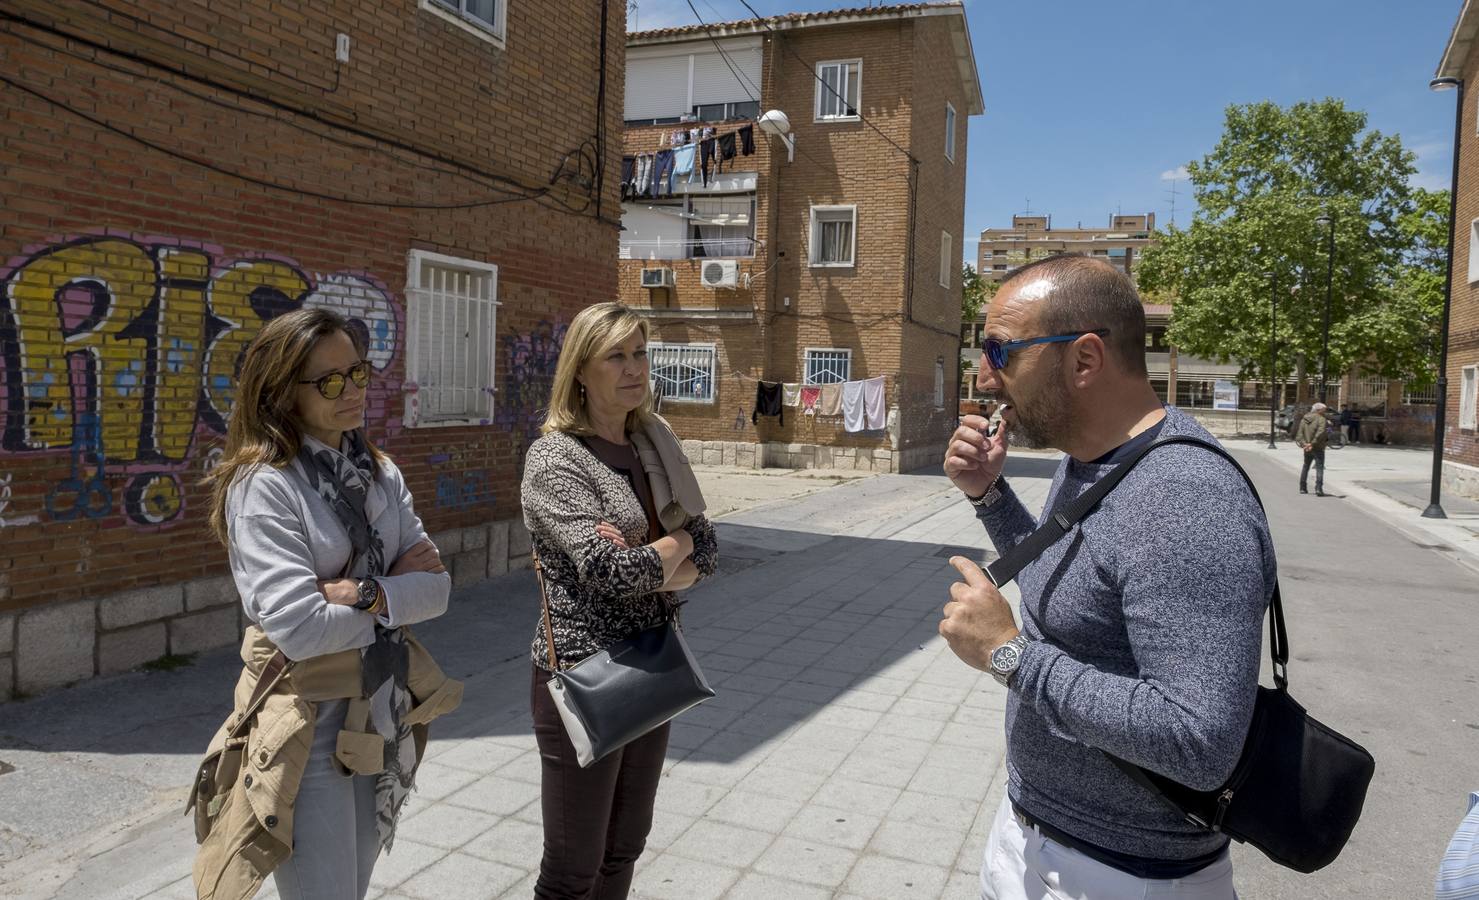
[1218,447,1477,899]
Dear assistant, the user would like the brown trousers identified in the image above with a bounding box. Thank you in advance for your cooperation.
[530,664,670,900]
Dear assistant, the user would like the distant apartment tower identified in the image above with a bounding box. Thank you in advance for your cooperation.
[977,213,1157,282]
[620,2,982,473]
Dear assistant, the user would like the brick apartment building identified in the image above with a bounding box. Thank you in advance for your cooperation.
[976,213,1156,282]
[619,2,982,473]
[0,0,625,698]
[1435,3,1479,500]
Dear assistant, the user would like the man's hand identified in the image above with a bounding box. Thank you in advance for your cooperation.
[943,414,1009,498]
[389,540,446,576]
[939,556,1020,672]
[317,578,359,606]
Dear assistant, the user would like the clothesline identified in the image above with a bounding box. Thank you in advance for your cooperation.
[751,375,888,433]
[623,122,757,201]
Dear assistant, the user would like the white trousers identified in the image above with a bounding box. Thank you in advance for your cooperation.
[980,797,1238,900]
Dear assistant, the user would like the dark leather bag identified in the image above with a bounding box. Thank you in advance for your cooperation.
[536,554,714,768]
[986,435,1375,874]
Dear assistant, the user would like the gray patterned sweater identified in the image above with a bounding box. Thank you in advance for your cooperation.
[522,430,718,671]
[976,406,1276,860]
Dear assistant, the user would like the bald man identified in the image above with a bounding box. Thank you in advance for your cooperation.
[941,254,1275,899]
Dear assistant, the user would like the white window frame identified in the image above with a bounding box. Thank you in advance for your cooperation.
[1469,219,1479,283]
[404,249,500,427]
[803,347,852,385]
[649,342,718,404]
[421,0,506,46]
[809,205,857,268]
[1462,365,1478,430]
[934,357,945,409]
[814,59,862,122]
[939,231,953,288]
[944,101,957,163]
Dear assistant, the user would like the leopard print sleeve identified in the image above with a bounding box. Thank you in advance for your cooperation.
[683,514,719,581]
[520,437,665,599]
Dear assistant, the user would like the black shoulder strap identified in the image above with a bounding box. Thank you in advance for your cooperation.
[984,436,1287,688]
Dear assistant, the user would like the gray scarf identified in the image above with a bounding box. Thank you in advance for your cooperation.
[297,430,417,851]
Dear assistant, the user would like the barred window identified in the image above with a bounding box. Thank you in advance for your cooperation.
[405,250,499,426]
[650,343,717,403]
[804,348,852,385]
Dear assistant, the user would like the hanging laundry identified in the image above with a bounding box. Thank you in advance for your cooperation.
[717,132,738,173]
[739,123,755,156]
[621,156,635,200]
[634,154,651,197]
[818,382,843,416]
[672,144,696,192]
[862,376,886,430]
[652,150,675,198]
[781,383,801,408]
[669,129,688,148]
[801,387,821,416]
[699,137,716,186]
[840,380,866,433]
[752,381,785,426]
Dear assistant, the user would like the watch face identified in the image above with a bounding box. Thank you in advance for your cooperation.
[991,642,1021,673]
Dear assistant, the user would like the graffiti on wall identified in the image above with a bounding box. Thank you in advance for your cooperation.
[0,473,40,528]
[0,233,403,529]
[425,447,495,511]
[498,320,566,453]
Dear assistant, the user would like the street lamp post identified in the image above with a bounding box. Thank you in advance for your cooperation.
[1313,213,1336,403]
[1423,75,1464,519]
[1267,270,1278,449]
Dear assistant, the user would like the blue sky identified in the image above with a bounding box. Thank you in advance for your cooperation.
[628,0,1463,259]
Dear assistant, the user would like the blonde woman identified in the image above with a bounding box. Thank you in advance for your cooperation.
[521,302,718,898]
[194,308,460,900]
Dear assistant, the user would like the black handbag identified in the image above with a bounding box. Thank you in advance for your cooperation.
[985,435,1375,874]
[536,553,715,768]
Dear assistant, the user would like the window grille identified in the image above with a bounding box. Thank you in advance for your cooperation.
[405,250,499,424]
[804,348,852,385]
[650,343,717,402]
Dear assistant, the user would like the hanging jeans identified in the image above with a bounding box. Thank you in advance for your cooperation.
[531,665,670,900]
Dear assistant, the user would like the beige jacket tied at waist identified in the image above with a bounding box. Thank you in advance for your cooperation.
[190,625,463,900]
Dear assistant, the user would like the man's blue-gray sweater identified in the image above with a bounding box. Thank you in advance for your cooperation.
[976,406,1276,860]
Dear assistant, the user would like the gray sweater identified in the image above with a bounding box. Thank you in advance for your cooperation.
[227,453,450,662]
[977,406,1275,860]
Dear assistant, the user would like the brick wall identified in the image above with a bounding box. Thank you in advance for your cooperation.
[618,15,969,472]
[1445,45,1479,494]
[0,0,625,697]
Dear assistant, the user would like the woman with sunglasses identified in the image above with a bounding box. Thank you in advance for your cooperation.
[195,308,460,900]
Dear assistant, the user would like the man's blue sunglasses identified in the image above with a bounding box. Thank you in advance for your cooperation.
[981,329,1110,370]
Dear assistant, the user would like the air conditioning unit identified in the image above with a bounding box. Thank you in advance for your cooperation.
[640,267,675,289]
[701,260,739,289]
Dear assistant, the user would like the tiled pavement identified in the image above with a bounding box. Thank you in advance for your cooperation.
[27,454,1061,900]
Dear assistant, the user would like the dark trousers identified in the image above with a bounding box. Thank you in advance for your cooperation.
[1300,448,1325,492]
[531,664,670,900]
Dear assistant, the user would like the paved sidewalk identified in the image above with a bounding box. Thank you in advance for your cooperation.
[0,456,1059,900]
[1226,438,1479,574]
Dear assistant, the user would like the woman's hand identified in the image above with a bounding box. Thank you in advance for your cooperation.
[316,578,360,605]
[595,521,629,549]
[389,540,447,576]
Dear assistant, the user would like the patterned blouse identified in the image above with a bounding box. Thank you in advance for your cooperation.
[521,429,719,671]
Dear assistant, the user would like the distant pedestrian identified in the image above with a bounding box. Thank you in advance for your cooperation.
[1339,404,1353,442]
[940,255,1274,900]
[1296,402,1332,497]
[1348,407,1362,444]
[520,302,718,899]
[194,308,460,900]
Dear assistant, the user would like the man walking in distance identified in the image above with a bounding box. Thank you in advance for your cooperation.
[1296,402,1331,497]
[939,255,1276,900]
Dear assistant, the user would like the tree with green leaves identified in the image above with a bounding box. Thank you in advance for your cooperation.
[961,262,993,323]
[1136,99,1446,392]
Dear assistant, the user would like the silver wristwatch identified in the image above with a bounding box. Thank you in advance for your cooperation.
[968,475,1005,509]
[989,634,1030,687]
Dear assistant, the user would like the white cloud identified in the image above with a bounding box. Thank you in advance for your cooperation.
[1160,166,1189,182]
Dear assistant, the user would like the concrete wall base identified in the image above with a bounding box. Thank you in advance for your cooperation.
[0,517,533,703]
